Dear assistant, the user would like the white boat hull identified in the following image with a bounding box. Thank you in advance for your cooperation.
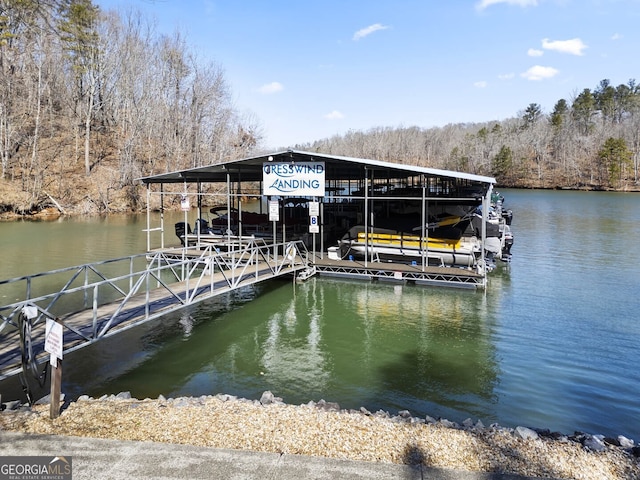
[345,243,477,267]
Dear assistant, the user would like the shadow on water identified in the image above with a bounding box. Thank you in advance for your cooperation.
[357,278,502,423]
[376,345,498,421]
[61,281,283,400]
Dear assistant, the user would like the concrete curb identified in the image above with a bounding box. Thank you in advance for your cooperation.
[0,431,548,480]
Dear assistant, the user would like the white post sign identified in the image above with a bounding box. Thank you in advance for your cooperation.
[309,215,319,233]
[263,162,325,196]
[268,200,280,222]
[180,195,190,211]
[45,318,63,367]
[309,201,320,234]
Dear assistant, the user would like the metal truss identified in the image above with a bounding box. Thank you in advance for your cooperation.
[0,239,308,382]
[314,262,485,290]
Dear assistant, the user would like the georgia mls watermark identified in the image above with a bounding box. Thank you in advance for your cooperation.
[0,456,72,480]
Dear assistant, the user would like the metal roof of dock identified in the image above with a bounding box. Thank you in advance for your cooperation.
[138,150,496,186]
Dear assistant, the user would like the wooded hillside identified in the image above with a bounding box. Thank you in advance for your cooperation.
[299,82,640,192]
[1,1,639,218]
[0,0,260,216]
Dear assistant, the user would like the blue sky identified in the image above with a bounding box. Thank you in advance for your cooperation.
[96,0,640,149]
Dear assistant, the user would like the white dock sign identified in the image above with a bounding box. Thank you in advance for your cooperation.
[45,318,63,367]
[268,200,280,222]
[309,215,319,233]
[263,162,325,196]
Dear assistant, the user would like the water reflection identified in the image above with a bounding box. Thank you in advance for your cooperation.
[178,312,194,338]
[261,283,331,393]
[48,277,502,425]
[329,279,499,420]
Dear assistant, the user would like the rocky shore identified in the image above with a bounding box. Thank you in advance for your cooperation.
[1,391,638,480]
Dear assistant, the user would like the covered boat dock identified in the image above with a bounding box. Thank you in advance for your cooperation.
[139,150,500,289]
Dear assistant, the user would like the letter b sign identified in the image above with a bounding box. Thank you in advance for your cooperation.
[309,215,319,233]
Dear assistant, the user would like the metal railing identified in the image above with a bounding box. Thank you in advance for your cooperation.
[0,239,309,382]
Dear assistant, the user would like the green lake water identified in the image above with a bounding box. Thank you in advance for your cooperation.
[1,189,638,439]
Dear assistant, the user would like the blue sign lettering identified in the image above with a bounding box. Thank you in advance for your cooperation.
[263,162,325,196]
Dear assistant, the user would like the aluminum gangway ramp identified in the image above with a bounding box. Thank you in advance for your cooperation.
[0,239,309,384]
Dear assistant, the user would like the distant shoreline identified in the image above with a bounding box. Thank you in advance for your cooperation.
[2,186,639,221]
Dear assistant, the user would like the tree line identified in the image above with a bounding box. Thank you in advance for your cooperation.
[301,78,640,191]
[1,1,638,216]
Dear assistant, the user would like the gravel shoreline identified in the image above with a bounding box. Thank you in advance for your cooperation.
[1,392,638,480]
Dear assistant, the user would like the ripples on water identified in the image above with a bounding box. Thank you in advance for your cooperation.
[493,190,640,437]
[2,192,639,439]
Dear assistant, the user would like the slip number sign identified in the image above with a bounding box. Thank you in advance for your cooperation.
[309,215,319,233]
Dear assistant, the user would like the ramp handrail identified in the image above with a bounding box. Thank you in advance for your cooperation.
[0,240,309,382]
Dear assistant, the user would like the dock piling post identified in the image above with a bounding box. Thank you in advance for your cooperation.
[50,356,62,419]
[45,317,64,419]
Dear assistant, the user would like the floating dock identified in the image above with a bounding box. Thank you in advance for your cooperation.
[310,255,484,289]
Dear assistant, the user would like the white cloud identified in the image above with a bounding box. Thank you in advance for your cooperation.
[498,73,515,80]
[324,110,344,120]
[542,38,587,56]
[353,24,389,41]
[476,0,538,10]
[521,65,559,81]
[611,33,622,40]
[257,82,284,94]
[528,48,544,57]
[474,81,488,88]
